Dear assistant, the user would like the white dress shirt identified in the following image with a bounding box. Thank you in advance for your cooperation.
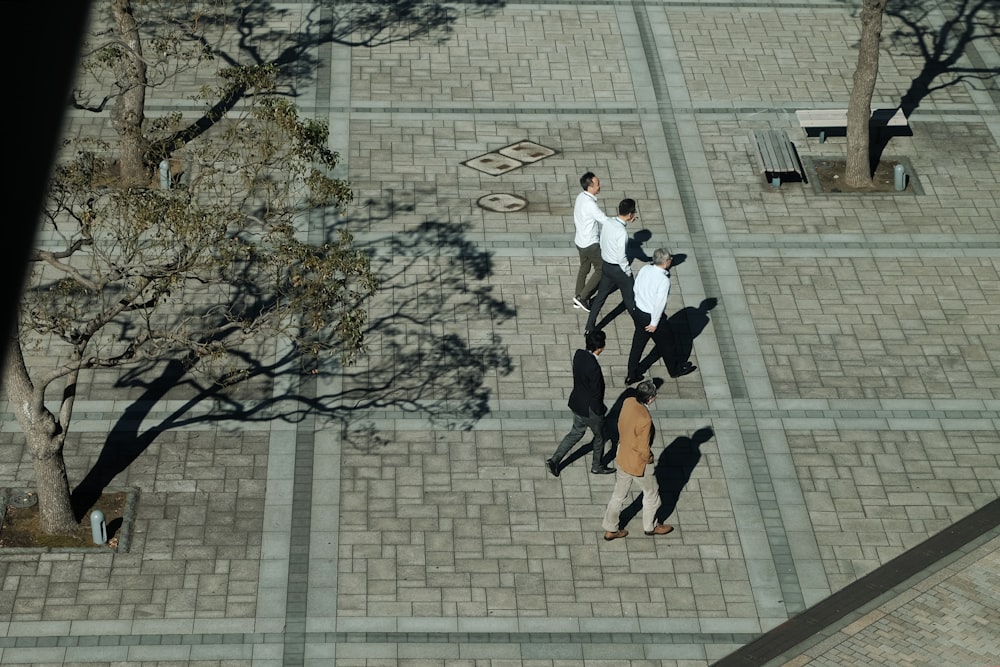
[599,216,631,275]
[573,191,606,248]
[633,263,671,327]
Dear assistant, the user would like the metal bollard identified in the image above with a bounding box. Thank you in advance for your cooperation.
[160,159,170,190]
[91,510,107,545]
[894,163,906,191]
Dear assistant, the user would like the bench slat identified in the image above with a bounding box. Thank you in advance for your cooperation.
[796,108,908,128]
[751,129,802,186]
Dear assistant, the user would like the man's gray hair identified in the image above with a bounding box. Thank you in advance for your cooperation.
[652,248,672,266]
[636,379,657,403]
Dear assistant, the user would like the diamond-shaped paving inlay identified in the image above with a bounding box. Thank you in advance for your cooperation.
[498,140,556,163]
[476,193,528,212]
[461,152,523,176]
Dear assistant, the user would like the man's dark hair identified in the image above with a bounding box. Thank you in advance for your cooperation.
[584,329,606,351]
[618,198,636,217]
[580,172,596,191]
[635,379,657,403]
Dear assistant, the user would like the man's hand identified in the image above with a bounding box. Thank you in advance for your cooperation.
[645,324,656,332]
[647,452,654,463]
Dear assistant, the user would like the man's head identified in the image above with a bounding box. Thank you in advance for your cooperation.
[635,379,657,404]
[652,247,673,269]
[618,198,637,220]
[585,329,607,354]
[580,172,600,194]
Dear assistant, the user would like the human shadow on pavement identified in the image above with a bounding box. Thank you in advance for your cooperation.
[639,297,717,374]
[616,426,713,529]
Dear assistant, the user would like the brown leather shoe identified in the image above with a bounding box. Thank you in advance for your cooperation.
[644,524,674,536]
[603,529,628,541]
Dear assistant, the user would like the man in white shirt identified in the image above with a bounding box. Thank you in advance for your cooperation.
[625,248,697,383]
[584,198,638,334]
[572,172,610,311]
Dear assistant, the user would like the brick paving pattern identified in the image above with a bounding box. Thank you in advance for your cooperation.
[0,1,998,665]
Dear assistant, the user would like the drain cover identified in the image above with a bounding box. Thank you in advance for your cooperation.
[8,491,37,508]
[477,193,528,212]
[498,140,556,163]
[462,152,523,176]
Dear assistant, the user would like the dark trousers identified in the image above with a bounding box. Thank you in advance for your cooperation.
[585,261,635,332]
[551,408,606,468]
[575,243,603,300]
[627,309,682,377]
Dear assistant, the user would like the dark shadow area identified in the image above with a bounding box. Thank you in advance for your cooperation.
[74,0,506,165]
[654,426,713,524]
[848,0,1000,166]
[617,426,713,529]
[70,203,516,499]
[592,300,630,332]
[886,0,1000,118]
[0,2,92,375]
[639,297,718,374]
[626,229,653,263]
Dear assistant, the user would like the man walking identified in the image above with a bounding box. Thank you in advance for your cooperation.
[601,380,673,541]
[572,172,610,312]
[625,248,697,384]
[546,330,615,477]
[584,198,639,334]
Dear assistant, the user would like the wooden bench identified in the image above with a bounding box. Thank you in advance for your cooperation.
[795,107,908,143]
[751,129,803,188]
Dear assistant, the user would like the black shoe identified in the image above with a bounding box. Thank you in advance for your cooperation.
[624,374,644,385]
[670,364,697,378]
[546,458,560,478]
[591,465,615,475]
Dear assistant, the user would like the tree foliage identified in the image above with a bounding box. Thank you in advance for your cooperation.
[7,0,378,534]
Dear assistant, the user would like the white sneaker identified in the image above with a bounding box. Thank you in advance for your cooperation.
[572,296,591,312]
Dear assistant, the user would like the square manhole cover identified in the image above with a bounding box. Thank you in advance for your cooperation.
[462,152,523,176]
[498,140,557,163]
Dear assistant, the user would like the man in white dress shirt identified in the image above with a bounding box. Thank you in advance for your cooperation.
[583,198,638,334]
[625,248,697,384]
[571,172,611,311]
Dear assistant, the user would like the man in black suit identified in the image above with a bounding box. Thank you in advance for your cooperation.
[546,330,615,477]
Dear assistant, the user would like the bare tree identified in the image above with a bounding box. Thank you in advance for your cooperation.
[845,0,889,187]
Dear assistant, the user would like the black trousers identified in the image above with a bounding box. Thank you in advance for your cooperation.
[627,309,682,377]
[585,261,635,332]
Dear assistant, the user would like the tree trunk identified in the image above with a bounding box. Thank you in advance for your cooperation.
[845,0,888,187]
[3,337,79,534]
[110,0,150,187]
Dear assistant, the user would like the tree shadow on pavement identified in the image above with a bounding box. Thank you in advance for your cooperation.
[885,0,1000,117]
[139,0,506,159]
[75,201,515,499]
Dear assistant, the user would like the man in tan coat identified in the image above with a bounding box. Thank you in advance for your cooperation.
[601,380,674,541]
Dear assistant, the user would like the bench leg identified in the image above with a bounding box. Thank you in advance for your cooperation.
[771,175,781,188]
[819,129,827,143]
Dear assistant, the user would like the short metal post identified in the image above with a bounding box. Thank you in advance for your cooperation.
[159,159,170,190]
[894,164,906,191]
[90,510,107,545]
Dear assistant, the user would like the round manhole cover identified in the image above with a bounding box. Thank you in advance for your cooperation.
[8,491,37,508]
[477,193,527,213]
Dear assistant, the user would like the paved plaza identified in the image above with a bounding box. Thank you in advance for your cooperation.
[1,0,999,664]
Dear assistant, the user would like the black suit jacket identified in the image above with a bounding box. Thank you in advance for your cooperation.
[567,349,606,417]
